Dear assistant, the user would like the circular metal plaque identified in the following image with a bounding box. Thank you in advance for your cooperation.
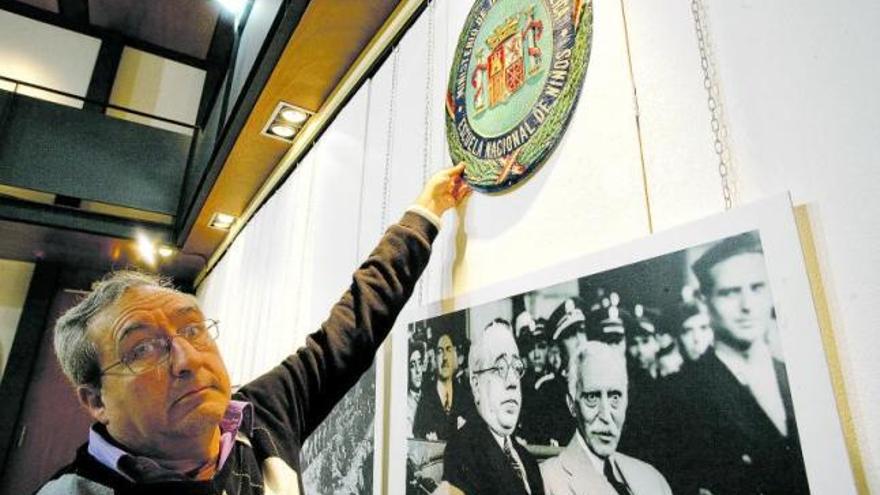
[446,0,593,193]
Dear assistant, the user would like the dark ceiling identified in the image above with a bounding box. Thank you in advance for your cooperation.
[6,0,223,62]
[0,0,406,286]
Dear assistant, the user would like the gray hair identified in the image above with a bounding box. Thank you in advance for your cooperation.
[54,270,175,387]
[565,341,628,399]
[468,318,513,382]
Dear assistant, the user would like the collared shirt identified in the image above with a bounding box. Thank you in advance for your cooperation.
[574,429,606,475]
[715,341,788,435]
[88,400,253,481]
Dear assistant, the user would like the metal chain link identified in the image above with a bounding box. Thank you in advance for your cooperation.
[381,47,400,232]
[691,0,733,210]
[421,0,435,187]
[417,0,436,306]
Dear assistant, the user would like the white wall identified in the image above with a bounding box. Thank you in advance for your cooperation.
[0,259,34,378]
[0,10,100,108]
[108,47,205,135]
[624,0,880,490]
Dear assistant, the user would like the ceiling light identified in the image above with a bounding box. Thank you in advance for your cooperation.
[269,124,296,138]
[135,232,157,267]
[280,108,308,125]
[157,246,175,258]
[218,0,247,19]
[210,212,236,230]
[262,101,313,143]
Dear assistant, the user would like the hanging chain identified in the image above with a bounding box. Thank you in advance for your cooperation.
[417,0,436,306]
[691,0,733,210]
[381,47,400,232]
[421,0,436,187]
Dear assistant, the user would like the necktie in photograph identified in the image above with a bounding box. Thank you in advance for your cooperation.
[504,438,530,494]
[604,458,632,495]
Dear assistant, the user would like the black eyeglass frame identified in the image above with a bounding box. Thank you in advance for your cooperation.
[472,355,526,381]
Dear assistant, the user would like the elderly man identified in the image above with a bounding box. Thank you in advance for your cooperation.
[541,342,671,495]
[664,233,810,494]
[442,319,544,495]
[37,164,470,494]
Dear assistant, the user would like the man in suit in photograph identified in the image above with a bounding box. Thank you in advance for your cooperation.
[413,330,476,441]
[541,341,671,495]
[441,319,544,495]
[663,233,810,494]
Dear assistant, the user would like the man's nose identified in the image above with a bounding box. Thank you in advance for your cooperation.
[169,336,204,377]
[596,397,613,422]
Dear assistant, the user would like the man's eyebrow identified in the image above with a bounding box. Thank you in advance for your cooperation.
[172,305,202,317]
[117,322,151,341]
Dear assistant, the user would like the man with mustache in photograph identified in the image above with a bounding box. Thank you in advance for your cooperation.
[541,341,671,495]
[441,319,544,495]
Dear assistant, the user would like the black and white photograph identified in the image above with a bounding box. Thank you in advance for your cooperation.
[302,367,377,495]
[400,200,837,495]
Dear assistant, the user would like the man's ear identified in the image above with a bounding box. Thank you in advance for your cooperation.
[566,392,576,419]
[77,384,109,424]
[468,374,479,405]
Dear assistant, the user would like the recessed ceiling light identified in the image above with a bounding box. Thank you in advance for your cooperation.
[262,102,312,142]
[210,212,236,230]
[135,231,157,267]
[269,124,296,138]
[280,108,308,125]
[218,0,247,19]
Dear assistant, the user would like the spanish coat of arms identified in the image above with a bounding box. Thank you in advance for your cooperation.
[446,0,593,192]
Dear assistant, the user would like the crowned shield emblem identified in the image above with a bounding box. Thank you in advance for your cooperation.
[446,0,593,193]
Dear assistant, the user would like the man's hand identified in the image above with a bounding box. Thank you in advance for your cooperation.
[415,162,472,217]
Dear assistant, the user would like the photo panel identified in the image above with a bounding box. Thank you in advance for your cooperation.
[392,195,857,495]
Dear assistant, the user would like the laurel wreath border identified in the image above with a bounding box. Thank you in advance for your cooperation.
[446,0,594,193]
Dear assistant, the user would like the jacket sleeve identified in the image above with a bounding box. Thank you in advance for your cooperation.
[237,211,438,444]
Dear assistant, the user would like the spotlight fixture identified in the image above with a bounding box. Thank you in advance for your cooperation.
[157,246,175,258]
[135,231,157,267]
[217,0,247,20]
[270,124,296,139]
[262,101,313,143]
[210,212,236,230]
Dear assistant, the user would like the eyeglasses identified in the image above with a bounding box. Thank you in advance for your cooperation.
[100,319,220,376]
[473,355,526,381]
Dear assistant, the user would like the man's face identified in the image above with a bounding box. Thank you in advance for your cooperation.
[527,340,547,374]
[627,334,659,371]
[409,349,423,391]
[705,253,773,349]
[678,312,714,361]
[547,343,562,372]
[86,286,231,456]
[436,335,458,380]
[473,325,522,437]
[571,346,628,459]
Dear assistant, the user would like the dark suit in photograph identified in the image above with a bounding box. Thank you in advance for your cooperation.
[412,377,476,441]
[442,416,545,495]
[662,350,810,495]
